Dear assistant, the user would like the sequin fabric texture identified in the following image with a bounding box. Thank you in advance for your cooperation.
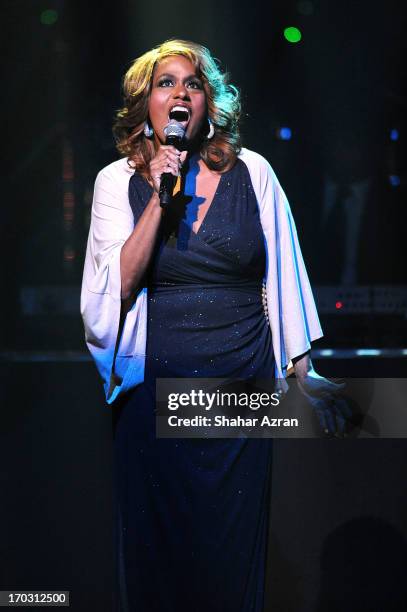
[113,156,274,612]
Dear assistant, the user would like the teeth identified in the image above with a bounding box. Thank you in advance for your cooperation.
[169,105,190,118]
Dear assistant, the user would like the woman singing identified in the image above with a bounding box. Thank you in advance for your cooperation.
[81,39,345,612]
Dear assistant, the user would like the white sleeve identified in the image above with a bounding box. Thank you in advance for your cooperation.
[239,148,323,378]
[80,162,147,403]
[269,164,324,364]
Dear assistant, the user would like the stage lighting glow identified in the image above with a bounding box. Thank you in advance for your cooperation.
[390,129,399,141]
[64,247,76,262]
[389,175,400,187]
[284,27,302,43]
[335,301,343,309]
[278,127,292,140]
[356,349,381,356]
[40,9,58,25]
[319,349,334,357]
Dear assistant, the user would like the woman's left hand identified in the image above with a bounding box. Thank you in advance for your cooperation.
[294,360,351,437]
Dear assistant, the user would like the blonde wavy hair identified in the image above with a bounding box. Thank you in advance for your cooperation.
[113,39,241,175]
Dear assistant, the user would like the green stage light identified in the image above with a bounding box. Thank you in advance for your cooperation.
[284,26,302,43]
[40,9,58,25]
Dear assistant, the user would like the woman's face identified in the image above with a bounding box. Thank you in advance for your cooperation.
[148,55,207,149]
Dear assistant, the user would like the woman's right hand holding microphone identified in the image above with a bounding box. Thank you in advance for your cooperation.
[149,145,188,194]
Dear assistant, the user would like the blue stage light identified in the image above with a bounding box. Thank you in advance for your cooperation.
[390,129,399,141]
[278,127,292,141]
[389,175,401,187]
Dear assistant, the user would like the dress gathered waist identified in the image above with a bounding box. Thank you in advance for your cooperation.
[148,280,264,294]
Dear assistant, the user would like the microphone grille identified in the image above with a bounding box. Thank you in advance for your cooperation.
[163,121,185,139]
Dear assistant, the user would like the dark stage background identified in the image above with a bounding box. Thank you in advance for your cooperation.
[1,1,407,611]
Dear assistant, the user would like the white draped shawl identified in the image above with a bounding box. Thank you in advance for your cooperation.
[80,148,323,403]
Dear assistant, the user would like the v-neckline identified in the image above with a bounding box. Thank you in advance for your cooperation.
[189,171,224,237]
[139,161,231,237]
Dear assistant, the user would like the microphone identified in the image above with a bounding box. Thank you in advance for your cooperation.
[159,121,185,208]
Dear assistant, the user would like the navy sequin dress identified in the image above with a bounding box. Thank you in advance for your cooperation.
[113,155,275,612]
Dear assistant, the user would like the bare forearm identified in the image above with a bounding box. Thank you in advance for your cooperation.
[292,350,313,378]
[120,191,163,299]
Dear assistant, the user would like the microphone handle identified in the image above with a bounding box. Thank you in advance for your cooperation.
[159,135,182,208]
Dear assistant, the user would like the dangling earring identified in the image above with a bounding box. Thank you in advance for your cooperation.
[144,121,154,138]
[207,118,215,139]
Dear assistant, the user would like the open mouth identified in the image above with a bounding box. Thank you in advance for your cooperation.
[168,105,190,126]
